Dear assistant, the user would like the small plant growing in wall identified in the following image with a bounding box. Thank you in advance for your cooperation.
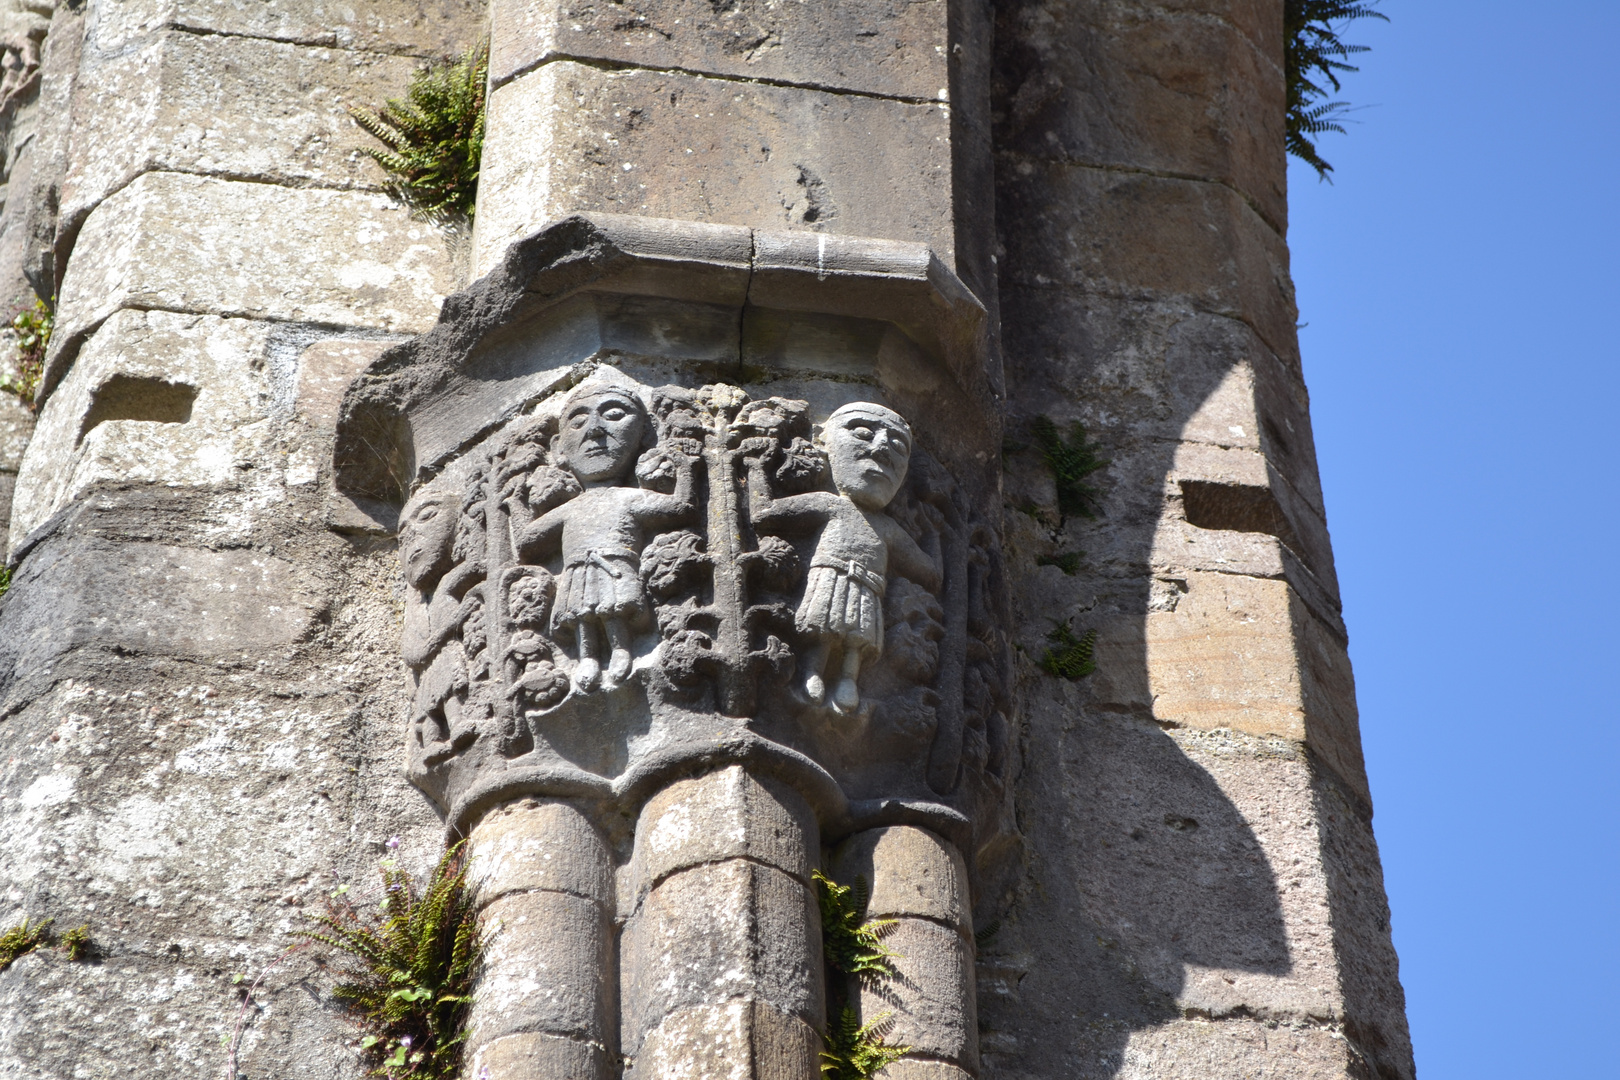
[0,916,93,971]
[0,563,11,599]
[0,298,51,411]
[813,869,909,1080]
[1286,0,1387,178]
[351,41,488,223]
[1039,622,1097,681]
[299,839,481,1080]
[1029,416,1108,521]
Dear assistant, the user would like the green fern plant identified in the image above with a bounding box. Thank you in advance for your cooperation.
[821,1007,909,1080]
[814,870,910,1079]
[814,870,899,981]
[0,563,10,599]
[351,41,487,222]
[1030,416,1108,520]
[299,841,481,1080]
[1286,0,1387,179]
[1039,622,1097,680]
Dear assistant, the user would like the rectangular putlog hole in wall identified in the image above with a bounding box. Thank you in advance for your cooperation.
[79,375,199,444]
[1179,479,1302,553]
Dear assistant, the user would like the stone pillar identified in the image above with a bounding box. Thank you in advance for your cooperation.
[473,0,995,299]
[621,766,824,1080]
[466,800,617,1080]
[832,826,977,1080]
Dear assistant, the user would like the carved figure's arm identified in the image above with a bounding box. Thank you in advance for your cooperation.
[637,448,698,522]
[880,513,943,592]
[514,504,567,562]
[745,453,834,527]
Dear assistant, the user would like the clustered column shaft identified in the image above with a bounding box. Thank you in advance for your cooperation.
[466,800,618,1080]
[621,766,825,1080]
[832,826,979,1080]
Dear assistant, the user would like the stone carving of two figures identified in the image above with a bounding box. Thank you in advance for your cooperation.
[401,379,941,732]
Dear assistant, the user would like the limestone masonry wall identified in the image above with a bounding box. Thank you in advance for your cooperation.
[0,3,1412,1080]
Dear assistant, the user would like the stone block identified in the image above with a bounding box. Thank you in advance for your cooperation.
[293,337,393,433]
[876,1061,972,1080]
[629,765,818,900]
[830,826,970,933]
[490,0,949,100]
[473,62,953,278]
[856,918,977,1070]
[620,859,822,1055]
[0,538,324,659]
[470,890,614,1049]
[468,1031,611,1080]
[86,0,485,58]
[995,0,1286,230]
[468,798,615,908]
[996,163,1296,362]
[1086,569,1368,802]
[49,172,453,394]
[9,310,273,548]
[627,999,821,1080]
[1116,1019,1368,1079]
[61,31,421,228]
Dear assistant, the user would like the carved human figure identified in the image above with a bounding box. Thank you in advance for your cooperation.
[514,384,695,692]
[750,402,941,711]
[399,489,486,751]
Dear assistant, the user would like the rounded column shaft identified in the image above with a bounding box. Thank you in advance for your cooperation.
[466,800,617,1080]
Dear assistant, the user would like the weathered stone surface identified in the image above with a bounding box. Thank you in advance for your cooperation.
[86,0,485,58]
[47,172,453,398]
[974,717,1388,1077]
[877,1061,973,1080]
[2,536,323,656]
[60,30,420,228]
[1115,1019,1370,1080]
[994,0,1287,231]
[831,825,970,933]
[0,534,444,1078]
[490,0,949,100]
[1080,569,1368,804]
[628,999,821,1080]
[856,918,977,1069]
[631,766,818,901]
[469,799,615,907]
[473,62,954,278]
[996,162,1297,363]
[469,1030,611,1080]
[620,859,822,1056]
[470,890,614,1048]
[293,338,393,434]
[10,310,272,547]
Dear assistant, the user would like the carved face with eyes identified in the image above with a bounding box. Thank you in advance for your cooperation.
[553,388,648,485]
[400,491,457,589]
[823,402,913,510]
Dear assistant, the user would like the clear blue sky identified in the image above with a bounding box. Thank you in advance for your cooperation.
[1286,3,1619,1076]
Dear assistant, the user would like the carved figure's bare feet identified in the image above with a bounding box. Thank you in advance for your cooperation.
[832,676,860,713]
[805,673,826,704]
[607,647,632,684]
[574,657,601,692]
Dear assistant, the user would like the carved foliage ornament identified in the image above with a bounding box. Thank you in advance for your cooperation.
[399,372,1012,838]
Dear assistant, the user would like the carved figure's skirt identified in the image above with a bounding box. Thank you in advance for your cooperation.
[796,564,883,652]
[553,551,644,631]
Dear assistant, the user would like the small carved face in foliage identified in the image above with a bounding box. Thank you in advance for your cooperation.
[553,387,648,485]
[822,402,912,510]
[400,491,457,588]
